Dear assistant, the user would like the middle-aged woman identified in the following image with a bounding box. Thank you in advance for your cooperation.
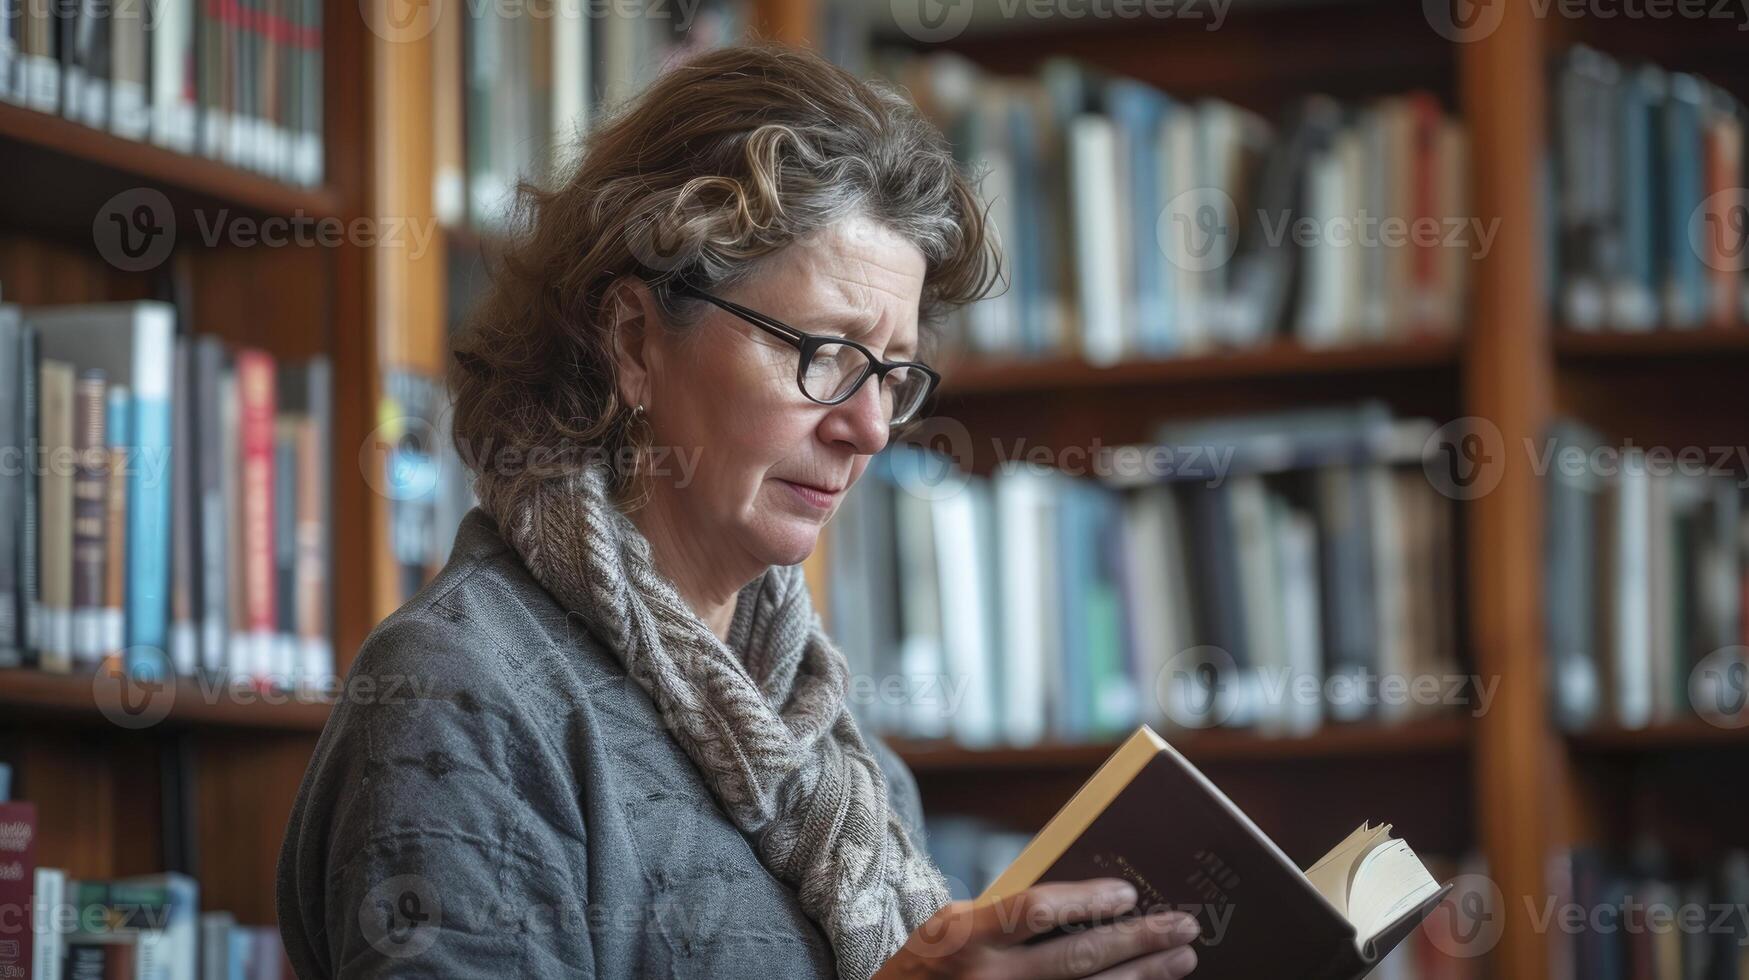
[277,44,1202,980]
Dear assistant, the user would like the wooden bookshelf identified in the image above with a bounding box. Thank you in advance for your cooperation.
[0,102,345,241]
[1556,326,1749,358]
[889,716,1472,773]
[0,670,334,731]
[939,336,1461,394]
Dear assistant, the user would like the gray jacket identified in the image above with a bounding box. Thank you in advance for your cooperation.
[276,508,929,979]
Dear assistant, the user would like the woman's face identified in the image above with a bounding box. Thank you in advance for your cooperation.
[626,214,927,577]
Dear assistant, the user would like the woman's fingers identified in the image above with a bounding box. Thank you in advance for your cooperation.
[1008,909,1201,980]
[973,879,1142,947]
[1086,944,1199,980]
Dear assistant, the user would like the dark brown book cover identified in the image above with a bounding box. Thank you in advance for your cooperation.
[0,802,38,980]
[982,727,1451,980]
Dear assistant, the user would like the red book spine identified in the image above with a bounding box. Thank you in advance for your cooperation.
[237,349,278,686]
[0,802,39,980]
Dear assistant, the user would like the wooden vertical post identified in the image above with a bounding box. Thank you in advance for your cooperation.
[1458,6,1566,979]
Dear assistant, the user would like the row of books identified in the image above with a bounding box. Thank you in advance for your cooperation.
[1554,46,1748,332]
[829,403,1463,746]
[1562,848,1749,980]
[431,0,748,230]
[0,300,335,690]
[1544,420,1749,732]
[0,796,289,980]
[0,0,324,185]
[879,53,1471,365]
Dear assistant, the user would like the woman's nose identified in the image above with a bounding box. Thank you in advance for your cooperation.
[822,377,890,455]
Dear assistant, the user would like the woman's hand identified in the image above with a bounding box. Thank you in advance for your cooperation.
[874,878,1201,980]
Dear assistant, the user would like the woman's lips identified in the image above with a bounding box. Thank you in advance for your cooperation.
[778,479,840,510]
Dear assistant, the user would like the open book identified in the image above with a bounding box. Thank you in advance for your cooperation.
[978,725,1453,980]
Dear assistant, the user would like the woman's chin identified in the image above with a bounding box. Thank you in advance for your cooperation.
[752,516,824,567]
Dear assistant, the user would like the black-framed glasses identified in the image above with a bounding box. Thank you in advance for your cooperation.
[672,283,941,429]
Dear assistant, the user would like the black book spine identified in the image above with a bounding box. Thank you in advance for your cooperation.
[0,312,17,665]
[18,327,39,667]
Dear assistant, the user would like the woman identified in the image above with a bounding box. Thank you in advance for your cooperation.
[277,45,1200,980]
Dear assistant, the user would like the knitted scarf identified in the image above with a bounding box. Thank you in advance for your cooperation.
[479,461,951,980]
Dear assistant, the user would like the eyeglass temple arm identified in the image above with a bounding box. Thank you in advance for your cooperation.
[671,283,807,346]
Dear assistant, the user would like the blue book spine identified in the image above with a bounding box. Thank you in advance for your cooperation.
[1663,77,1706,327]
[107,385,130,664]
[1108,82,1170,355]
[125,315,175,678]
[1056,481,1090,739]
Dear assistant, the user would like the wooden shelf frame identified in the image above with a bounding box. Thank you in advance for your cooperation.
[938,336,1461,395]
[889,717,1473,773]
[0,669,334,731]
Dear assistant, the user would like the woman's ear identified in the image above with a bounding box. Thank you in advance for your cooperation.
[606,278,660,411]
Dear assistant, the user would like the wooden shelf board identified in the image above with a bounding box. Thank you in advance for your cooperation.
[1567,719,1749,752]
[1556,326,1749,358]
[0,668,333,732]
[0,102,343,242]
[888,717,1473,774]
[938,337,1461,396]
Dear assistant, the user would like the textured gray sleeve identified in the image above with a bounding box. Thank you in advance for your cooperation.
[277,615,595,979]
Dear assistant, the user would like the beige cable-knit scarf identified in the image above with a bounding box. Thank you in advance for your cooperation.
[479,461,950,980]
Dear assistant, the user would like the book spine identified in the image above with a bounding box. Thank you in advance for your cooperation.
[236,349,275,687]
[104,386,129,669]
[0,311,19,665]
[19,328,39,663]
[71,369,107,670]
[169,338,198,677]
[37,359,74,673]
[272,417,296,688]
[194,340,226,678]
[0,802,38,980]
[124,310,174,678]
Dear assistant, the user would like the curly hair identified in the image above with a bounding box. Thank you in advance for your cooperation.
[448,43,1002,506]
